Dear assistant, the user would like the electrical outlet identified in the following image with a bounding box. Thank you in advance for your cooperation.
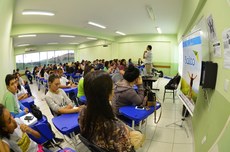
[202,136,206,144]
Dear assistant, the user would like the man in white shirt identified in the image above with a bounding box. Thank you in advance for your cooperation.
[143,45,153,75]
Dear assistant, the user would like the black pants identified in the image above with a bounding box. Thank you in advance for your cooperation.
[27,75,33,84]
[24,83,32,96]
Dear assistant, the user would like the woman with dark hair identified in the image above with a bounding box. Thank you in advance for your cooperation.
[103,61,110,72]
[78,71,135,151]
[118,59,127,71]
[128,58,134,66]
[0,104,51,152]
[112,65,146,115]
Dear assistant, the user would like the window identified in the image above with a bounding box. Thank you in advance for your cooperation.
[55,50,69,64]
[68,50,74,63]
[40,52,48,66]
[47,51,55,65]
[15,50,75,70]
[16,55,24,70]
[24,53,40,69]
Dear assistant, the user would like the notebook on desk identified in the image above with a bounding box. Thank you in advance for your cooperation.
[20,113,38,126]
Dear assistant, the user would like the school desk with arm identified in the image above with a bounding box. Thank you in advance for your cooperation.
[119,102,161,130]
[52,113,80,150]
[62,87,78,97]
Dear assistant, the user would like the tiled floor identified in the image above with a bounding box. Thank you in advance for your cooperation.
[29,77,194,152]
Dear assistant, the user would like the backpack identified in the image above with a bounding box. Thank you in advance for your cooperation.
[30,105,43,120]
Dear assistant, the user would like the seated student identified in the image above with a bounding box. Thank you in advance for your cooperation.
[78,71,136,151]
[0,104,51,152]
[15,72,32,96]
[77,64,94,98]
[111,64,124,83]
[45,74,81,117]
[103,61,110,72]
[16,78,29,101]
[1,74,29,118]
[57,68,76,88]
[112,65,146,116]
[2,75,63,147]
[44,69,50,81]
[118,59,127,73]
[25,67,33,84]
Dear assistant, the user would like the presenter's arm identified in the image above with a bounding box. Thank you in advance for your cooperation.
[143,50,147,59]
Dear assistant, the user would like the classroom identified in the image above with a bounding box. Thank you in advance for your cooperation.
[0,0,230,152]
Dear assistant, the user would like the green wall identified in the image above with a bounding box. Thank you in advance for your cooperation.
[76,34,179,76]
[178,0,230,151]
[14,34,179,76]
[0,0,15,97]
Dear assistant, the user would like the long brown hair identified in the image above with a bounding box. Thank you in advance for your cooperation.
[81,71,114,141]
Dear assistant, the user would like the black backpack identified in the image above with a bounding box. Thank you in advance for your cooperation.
[30,105,43,120]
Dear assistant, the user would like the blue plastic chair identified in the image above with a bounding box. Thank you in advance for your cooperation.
[29,122,54,144]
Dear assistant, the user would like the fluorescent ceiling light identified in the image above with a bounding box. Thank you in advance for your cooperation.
[17,44,30,47]
[59,35,76,38]
[87,37,97,40]
[88,21,106,29]
[146,6,155,21]
[22,10,55,16]
[47,42,58,44]
[69,43,79,45]
[156,27,162,34]
[18,34,37,38]
[116,31,126,36]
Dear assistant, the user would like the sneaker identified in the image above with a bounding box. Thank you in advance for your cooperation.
[54,137,64,145]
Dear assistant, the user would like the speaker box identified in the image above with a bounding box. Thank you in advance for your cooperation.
[200,61,218,89]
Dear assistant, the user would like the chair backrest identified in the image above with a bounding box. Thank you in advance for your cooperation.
[165,74,181,90]
[78,134,108,152]
[29,122,54,144]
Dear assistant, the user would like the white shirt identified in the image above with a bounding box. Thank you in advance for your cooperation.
[60,76,69,86]
[44,72,49,80]
[144,50,152,64]
[45,89,74,116]
[2,119,38,152]
[18,77,25,86]
[17,85,28,98]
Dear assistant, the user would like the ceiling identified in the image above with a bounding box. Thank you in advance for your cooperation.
[13,0,184,48]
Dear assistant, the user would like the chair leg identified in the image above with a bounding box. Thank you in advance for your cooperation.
[173,90,175,103]
[163,89,166,102]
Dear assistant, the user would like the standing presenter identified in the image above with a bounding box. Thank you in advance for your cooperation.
[143,45,153,75]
